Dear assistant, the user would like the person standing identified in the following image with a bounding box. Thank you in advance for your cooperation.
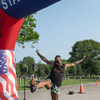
[34,74,38,80]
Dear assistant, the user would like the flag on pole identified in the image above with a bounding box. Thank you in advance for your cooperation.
[0,50,18,100]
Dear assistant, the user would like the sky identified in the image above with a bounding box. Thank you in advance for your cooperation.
[15,0,100,64]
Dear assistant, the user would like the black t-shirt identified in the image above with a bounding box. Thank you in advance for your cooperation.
[48,63,65,87]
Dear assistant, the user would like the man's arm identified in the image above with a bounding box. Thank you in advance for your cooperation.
[65,56,86,69]
[36,49,54,67]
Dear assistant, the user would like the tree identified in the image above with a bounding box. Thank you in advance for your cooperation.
[44,64,51,76]
[19,56,35,75]
[77,65,83,80]
[77,65,82,75]
[69,39,100,62]
[62,59,70,64]
[36,62,45,77]
[91,60,100,76]
[71,66,77,80]
[16,63,21,76]
[16,63,21,85]
[65,67,71,76]
[69,39,100,76]
[17,14,39,48]
[35,61,51,77]
[62,59,72,76]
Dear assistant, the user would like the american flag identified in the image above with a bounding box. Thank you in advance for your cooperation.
[0,50,18,100]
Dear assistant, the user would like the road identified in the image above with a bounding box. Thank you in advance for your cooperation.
[18,83,100,100]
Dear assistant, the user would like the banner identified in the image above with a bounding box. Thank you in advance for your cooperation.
[0,50,18,100]
[0,0,61,18]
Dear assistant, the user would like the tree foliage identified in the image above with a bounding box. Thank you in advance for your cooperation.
[35,62,51,77]
[18,56,35,75]
[16,63,21,75]
[76,65,83,76]
[69,39,100,75]
[71,66,77,76]
[69,39,100,62]
[16,39,100,77]
[91,60,100,75]
[62,59,72,76]
[17,14,39,48]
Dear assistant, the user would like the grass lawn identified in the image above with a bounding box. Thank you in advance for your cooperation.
[62,79,100,86]
[17,79,100,91]
[17,79,30,91]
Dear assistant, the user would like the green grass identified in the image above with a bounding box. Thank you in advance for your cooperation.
[17,80,30,91]
[17,79,100,91]
[62,79,100,86]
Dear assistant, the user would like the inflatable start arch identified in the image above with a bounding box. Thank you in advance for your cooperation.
[0,0,61,100]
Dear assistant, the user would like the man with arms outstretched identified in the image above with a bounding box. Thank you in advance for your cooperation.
[30,49,86,100]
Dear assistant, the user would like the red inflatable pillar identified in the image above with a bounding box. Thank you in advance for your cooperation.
[0,9,24,50]
[0,9,24,100]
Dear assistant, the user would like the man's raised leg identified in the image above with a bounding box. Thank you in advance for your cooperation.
[37,79,51,89]
[30,78,51,93]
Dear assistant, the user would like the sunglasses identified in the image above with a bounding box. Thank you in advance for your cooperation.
[55,61,59,63]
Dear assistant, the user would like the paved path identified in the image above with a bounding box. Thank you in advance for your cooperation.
[18,83,100,100]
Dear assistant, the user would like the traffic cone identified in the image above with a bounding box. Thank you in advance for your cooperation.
[96,81,98,86]
[79,81,85,94]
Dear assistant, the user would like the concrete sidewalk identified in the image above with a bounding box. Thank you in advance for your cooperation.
[18,83,100,100]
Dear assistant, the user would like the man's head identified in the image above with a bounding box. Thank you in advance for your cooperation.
[54,55,62,65]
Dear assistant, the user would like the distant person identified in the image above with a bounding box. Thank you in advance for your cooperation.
[32,74,34,80]
[30,49,86,100]
[34,74,38,80]
[23,75,25,78]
